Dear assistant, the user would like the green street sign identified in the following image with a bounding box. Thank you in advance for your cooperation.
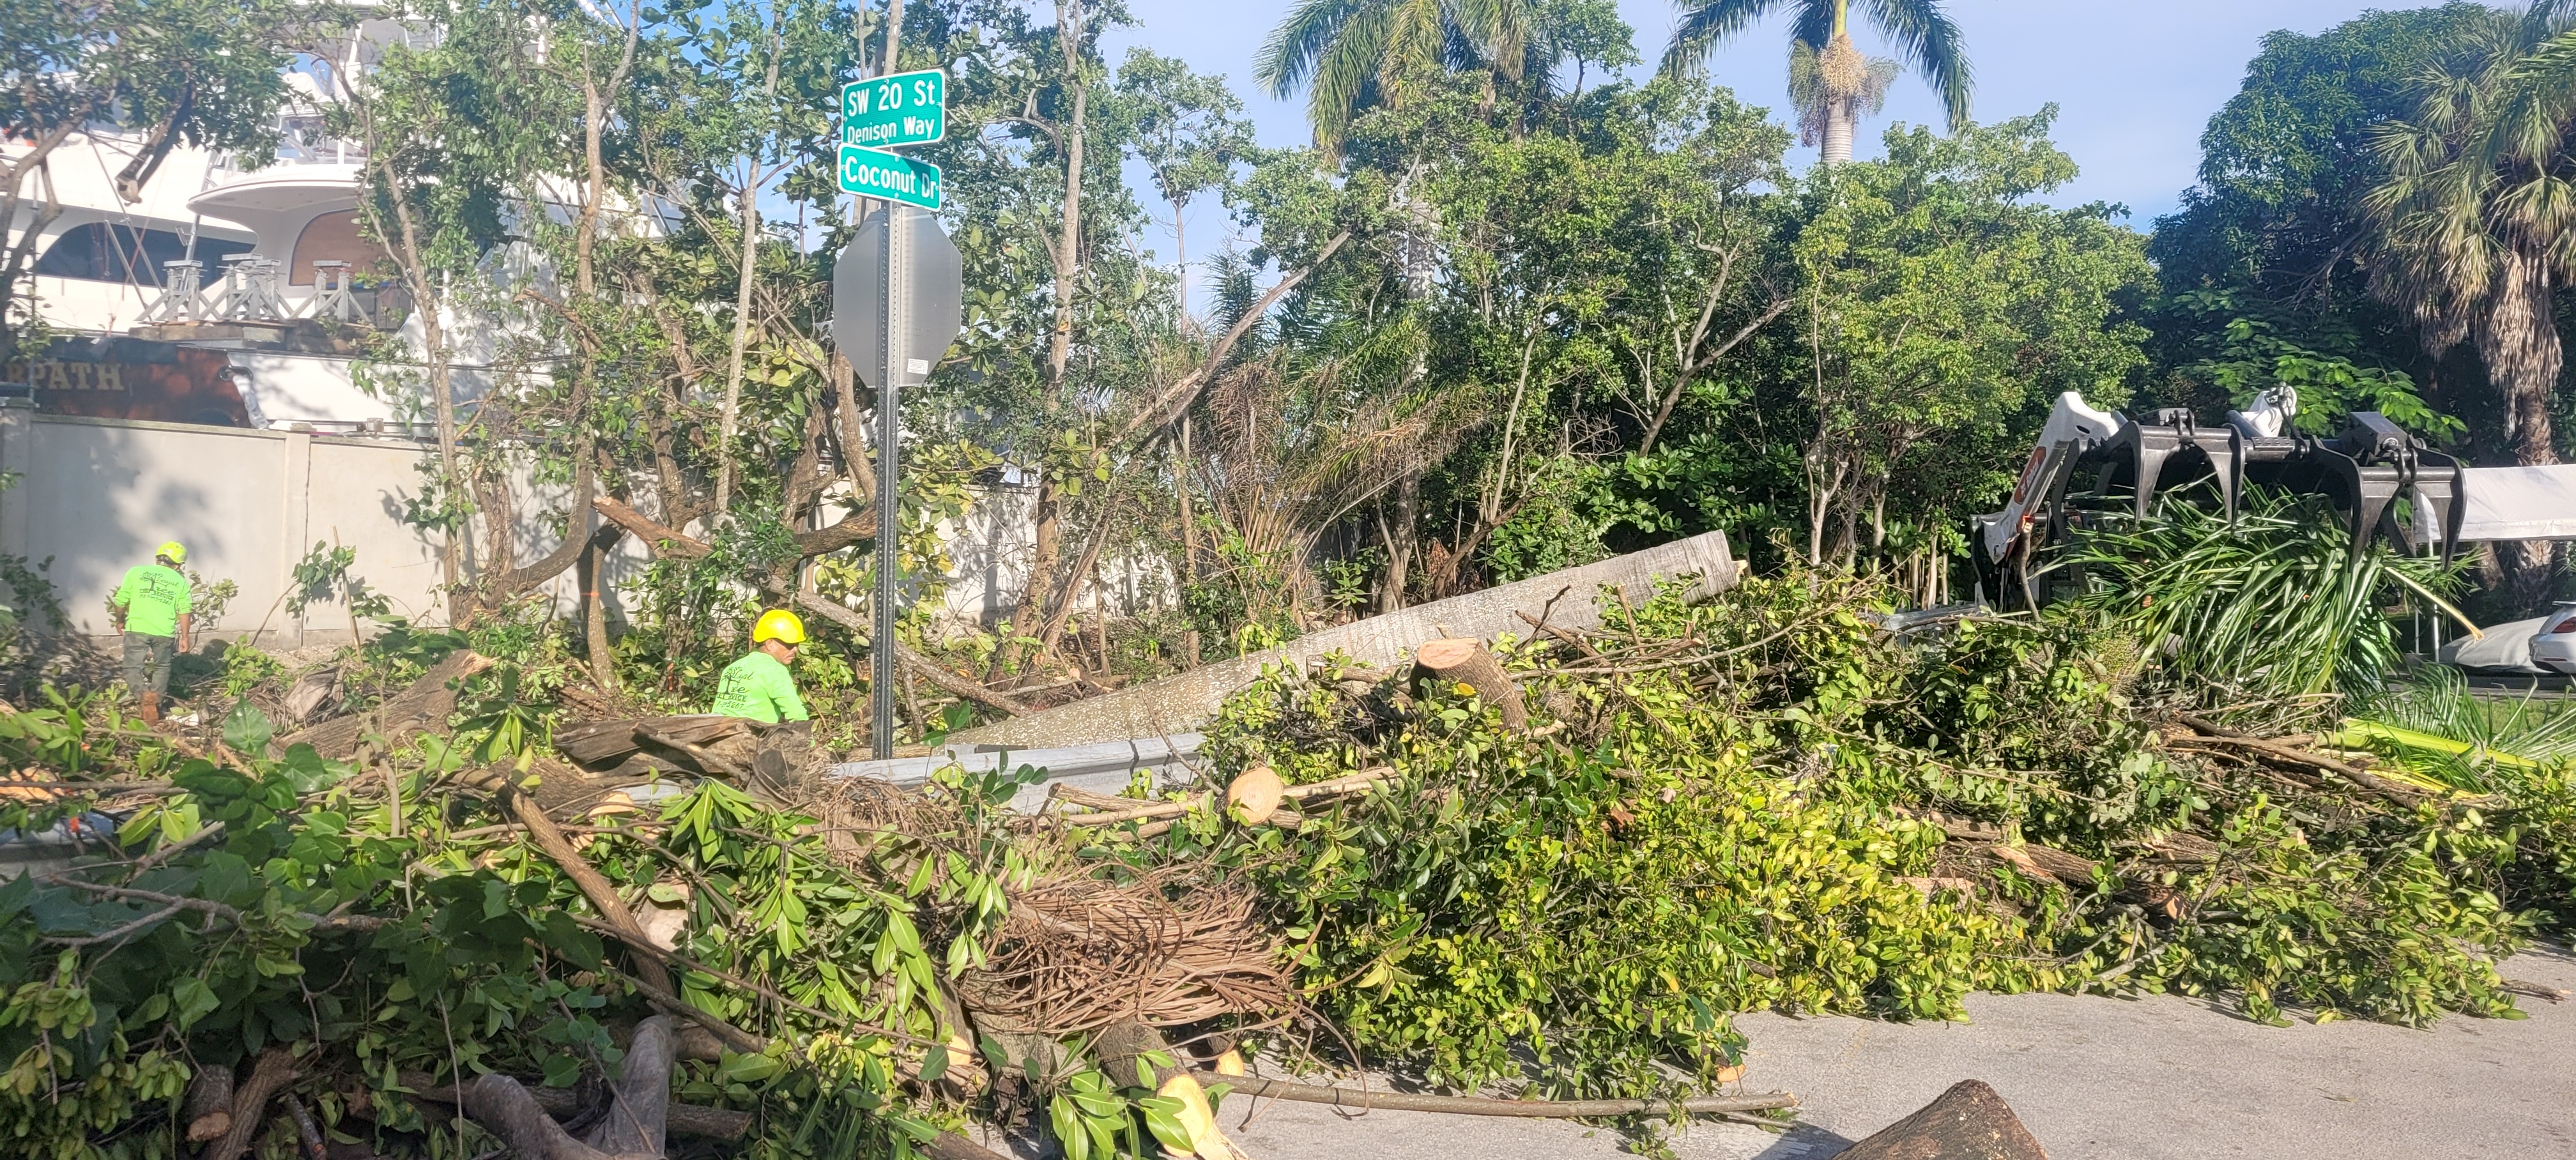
[841,68,946,148]
[838,144,942,210]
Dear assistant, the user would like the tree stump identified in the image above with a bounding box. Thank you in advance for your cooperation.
[1411,638,1528,731]
[1834,1080,2048,1160]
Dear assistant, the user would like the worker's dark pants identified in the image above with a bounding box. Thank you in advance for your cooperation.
[121,632,176,695]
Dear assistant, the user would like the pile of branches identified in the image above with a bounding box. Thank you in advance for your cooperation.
[1124,567,2576,1106]
[0,678,1310,1160]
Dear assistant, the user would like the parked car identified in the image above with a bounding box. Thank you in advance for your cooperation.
[2535,602,2576,676]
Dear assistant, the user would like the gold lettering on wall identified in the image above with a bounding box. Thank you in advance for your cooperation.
[24,362,134,392]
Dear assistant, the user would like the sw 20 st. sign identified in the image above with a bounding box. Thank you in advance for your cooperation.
[842,68,946,148]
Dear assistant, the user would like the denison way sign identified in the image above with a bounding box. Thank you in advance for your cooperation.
[838,144,942,210]
[842,68,946,148]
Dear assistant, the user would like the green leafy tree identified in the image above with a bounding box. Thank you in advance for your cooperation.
[1659,0,1971,164]
[1114,49,1254,293]
[2145,4,2492,429]
[1791,111,2152,567]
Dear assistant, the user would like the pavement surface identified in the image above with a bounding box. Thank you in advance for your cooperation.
[1212,945,2576,1159]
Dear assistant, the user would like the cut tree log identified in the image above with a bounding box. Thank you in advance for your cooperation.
[1412,637,1528,731]
[204,1047,298,1160]
[275,651,492,759]
[401,1071,750,1140]
[556,715,750,769]
[1832,1079,2048,1160]
[183,1062,235,1143]
[1226,767,1284,825]
[464,1015,678,1159]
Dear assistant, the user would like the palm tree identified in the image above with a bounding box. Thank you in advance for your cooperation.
[2363,6,2572,607]
[1661,0,1971,164]
[1257,0,1531,150]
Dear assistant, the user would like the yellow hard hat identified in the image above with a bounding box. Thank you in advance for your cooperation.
[156,540,187,564]
[751,609,806,646]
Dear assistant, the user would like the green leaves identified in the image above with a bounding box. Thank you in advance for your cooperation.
[222,699,275,756]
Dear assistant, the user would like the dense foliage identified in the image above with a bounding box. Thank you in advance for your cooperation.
[1190,567,2573,1104]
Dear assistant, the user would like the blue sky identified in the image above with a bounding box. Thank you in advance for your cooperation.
[1100,0,2418,268]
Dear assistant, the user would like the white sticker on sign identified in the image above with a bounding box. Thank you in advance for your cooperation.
[906,358,931,374]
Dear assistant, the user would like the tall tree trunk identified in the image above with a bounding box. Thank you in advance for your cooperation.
[579,537,617,689]
[0,123,77,373]
[1176,413,1197,582]
[715,18,785,516]
[995,0,1088,676]
[1378,473,1418,614]
[2479,245,2564,611]
[1821,97,1856,165]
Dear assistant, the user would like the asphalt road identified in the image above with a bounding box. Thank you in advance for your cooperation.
[1210,945,2576,1159]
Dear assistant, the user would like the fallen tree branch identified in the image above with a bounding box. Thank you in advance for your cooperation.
[793,593,1029,716]
[404,1072,751,1141]
[1116,230,1352,444]
[1195,1072,1797,1118]
[592,496,712,559]
[460,768,675,998]
[2172,717,2425,805]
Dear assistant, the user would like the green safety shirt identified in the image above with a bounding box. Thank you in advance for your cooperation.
[708,649,809,724]
[112,563,191,639]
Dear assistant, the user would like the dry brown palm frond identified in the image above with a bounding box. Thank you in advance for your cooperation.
[1195,350,1488,613]
[954,871,1292,1036]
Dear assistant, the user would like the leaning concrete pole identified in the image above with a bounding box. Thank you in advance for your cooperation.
[947,530,1740,751]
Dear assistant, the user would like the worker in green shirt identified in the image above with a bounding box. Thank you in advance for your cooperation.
[708,609,810,724]
[111,540,193,723]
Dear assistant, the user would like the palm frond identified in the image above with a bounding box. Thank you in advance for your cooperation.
[1658,0,1793,81]
[1257,0,1378,99]
[2067,489,2465,700]
[1854,0,1972,130]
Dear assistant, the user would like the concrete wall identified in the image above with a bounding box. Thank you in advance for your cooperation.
[0,400,1163,652]
[0,402,642,645]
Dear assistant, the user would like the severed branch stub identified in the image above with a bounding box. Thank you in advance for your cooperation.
[183,1063,235,1143]
[1413,637,1528,731]
[464,1015,678,1160]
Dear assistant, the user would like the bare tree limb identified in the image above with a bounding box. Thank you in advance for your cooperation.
[1117,231,1353,443]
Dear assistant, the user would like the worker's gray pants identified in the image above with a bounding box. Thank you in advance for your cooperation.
[121,632,176,696]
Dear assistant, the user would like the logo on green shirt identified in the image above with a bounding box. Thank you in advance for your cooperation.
[709,650,810,724]
[113,563,191,638]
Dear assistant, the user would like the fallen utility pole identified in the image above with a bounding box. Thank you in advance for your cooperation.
[946,529,1740,751]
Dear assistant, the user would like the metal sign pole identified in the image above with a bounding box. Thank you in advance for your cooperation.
[871,210,900,759]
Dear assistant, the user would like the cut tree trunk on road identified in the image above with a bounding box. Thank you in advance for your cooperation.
[947,530,1739,751]
[275,650,491,759]
[1833,1079,2048,1160]
[1413,637,1528,731]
